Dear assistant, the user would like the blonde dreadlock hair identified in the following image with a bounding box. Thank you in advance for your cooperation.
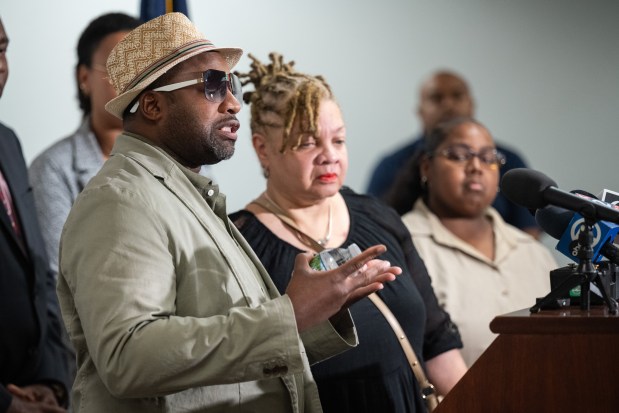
[236,52,335,153]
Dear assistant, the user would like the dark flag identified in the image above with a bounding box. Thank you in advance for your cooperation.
[140,0,190,21]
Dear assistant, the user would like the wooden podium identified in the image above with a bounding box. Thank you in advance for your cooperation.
[434,306,619,413]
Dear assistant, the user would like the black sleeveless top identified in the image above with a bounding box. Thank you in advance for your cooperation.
[230,187,461,413]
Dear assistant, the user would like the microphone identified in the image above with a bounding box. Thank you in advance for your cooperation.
[500,168,619,224]
[535,205,619,265]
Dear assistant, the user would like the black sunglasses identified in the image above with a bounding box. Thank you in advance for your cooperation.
[129,69,242,113]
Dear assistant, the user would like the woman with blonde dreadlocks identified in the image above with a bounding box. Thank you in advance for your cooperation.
[230,53,467,413]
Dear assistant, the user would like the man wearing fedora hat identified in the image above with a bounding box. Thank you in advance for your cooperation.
[57,13,400,413]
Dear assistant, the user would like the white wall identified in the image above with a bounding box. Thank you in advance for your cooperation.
[1,0,617,241]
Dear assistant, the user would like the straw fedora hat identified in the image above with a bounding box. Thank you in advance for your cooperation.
[105,12,243,119]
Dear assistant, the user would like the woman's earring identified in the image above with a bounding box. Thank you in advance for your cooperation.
[262,166,270,179]
[421,175,428,189]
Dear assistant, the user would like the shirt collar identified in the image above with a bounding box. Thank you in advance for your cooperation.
[414,199,522,265]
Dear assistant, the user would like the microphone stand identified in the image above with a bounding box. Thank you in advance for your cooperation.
[531,217,618,314]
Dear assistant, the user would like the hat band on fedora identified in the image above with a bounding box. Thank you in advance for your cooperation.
[123,39,216,93]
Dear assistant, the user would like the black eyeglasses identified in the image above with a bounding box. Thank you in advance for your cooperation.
[431,144,506,167]
[129,69,242,113]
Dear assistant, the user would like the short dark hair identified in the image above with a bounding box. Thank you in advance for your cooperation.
[76,12,141,116]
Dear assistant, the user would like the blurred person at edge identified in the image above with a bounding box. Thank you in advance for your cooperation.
[0,16,70,413]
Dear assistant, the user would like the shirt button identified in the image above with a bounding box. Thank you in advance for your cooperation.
[207,189,214,196]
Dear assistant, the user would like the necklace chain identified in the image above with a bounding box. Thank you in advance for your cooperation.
[263,193,332,247]
[316,205,332,246]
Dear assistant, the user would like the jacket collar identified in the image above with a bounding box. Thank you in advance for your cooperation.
[412,199,523,265]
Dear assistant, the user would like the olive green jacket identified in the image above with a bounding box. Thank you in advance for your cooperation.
[57,133,356,413]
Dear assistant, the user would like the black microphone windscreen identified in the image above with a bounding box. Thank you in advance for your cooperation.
[500,168,557,209]
[535,206,574,240]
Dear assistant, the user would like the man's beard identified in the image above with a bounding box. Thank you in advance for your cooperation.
[163,106,236,167]
[204,129,235,163]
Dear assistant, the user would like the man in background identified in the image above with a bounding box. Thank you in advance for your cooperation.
[367,70,540,239]
[0,16,70,413]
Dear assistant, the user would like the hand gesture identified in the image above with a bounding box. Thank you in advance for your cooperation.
[286,244,401,331]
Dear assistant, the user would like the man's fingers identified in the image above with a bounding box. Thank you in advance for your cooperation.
[7,384,34,401]
[350,259,400,283]
[294,251,314,271]
[343,265,400,308]
[345,283,385,306]
[287,245,400,331]
[353,245,387,264]
[336,245,387,276]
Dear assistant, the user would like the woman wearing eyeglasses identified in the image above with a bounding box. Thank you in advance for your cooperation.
[386,117,557,366]
[230,53,467,413]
